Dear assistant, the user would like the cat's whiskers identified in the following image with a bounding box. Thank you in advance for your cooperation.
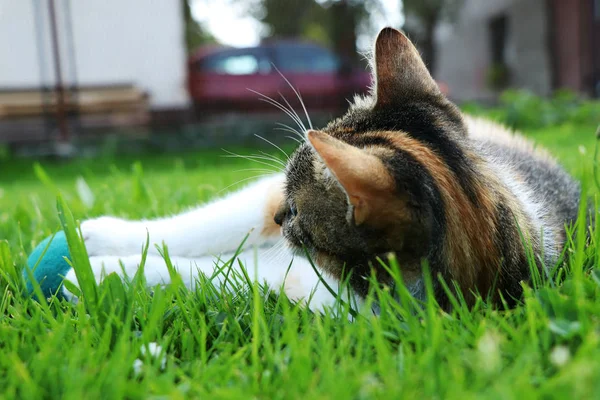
[233,168,280,175]
[222,150,286,171]
[248,66,314,145]
[222,149,286,169]
[278,92,306,132]
[257,150,288,166]
[265,238,286,256]
[284,135,303,145]
[254,134,290,161]
[273,64,313,130]
[275,122,304,141]
[219,141,288,195]
[248,89,307,135]
[262,239,291,265]
[261,239,284,260]
[223,71,311,268]
[216,174,276,195]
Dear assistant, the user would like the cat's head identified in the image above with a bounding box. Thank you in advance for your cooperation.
[276,28,475,296]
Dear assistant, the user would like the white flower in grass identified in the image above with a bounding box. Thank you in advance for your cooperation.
[578,145,587,155]
[132,359,144,376]
[549,345,570,367]
[133,342,167,376]
[358,373,382,399]
[75,176,95,208]
[477,331,502,373]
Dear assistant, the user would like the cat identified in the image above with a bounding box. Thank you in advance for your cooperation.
[73,28,581,311]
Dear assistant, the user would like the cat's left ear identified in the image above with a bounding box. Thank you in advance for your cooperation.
[307,130,394,226]
[373,27,441,105]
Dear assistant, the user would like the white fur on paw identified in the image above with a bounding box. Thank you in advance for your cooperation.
[62,254,145,300]
[80,216,146,256]
[61,280,79,303]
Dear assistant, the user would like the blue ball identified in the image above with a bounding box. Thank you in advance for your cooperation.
[24,231,73,299]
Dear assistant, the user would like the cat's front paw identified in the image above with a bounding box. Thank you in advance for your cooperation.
[81,217,147,256]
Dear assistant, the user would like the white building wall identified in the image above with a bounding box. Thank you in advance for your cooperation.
[506,0,551,95]
[0,0,189,109]
[0,1,47,88]
[435,0,551,102]
[435,18,492,101]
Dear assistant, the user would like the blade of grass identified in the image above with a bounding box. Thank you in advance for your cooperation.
[56,194,98,316]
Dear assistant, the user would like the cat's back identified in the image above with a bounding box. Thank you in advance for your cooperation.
[465,115,580,247]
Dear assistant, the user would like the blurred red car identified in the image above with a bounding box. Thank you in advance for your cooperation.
[188,41,371,114]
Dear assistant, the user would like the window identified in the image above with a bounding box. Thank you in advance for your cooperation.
[222,55,258,75]
[200,51,271,75]
[273,45,340,73]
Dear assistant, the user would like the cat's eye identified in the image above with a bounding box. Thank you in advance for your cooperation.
[289,204,298,218]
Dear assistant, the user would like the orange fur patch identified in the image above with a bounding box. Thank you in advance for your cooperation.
[378,131,511,299]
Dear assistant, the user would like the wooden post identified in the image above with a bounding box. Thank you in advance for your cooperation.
[48,0,70,144]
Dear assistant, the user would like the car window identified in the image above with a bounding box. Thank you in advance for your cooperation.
[273,45,340,73]
[200,50,272,75]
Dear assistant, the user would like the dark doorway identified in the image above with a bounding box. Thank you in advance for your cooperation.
[488,14,510,89]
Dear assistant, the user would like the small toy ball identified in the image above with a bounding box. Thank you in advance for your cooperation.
[23,231,73,299]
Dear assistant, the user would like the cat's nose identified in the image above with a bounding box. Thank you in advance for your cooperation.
[274,209,286,226]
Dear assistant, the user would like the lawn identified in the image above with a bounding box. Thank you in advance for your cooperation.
[1,117,599,398]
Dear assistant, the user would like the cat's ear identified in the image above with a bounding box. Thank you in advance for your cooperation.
[373,27,440,105]
[307,130,394,226]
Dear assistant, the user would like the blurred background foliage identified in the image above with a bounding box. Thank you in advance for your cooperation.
[183,0,217,52]
[188,0,380,65]
[185,0,464,68]
[462,90,600,130]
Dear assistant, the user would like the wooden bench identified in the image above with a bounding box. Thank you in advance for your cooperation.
[0,85,150,144]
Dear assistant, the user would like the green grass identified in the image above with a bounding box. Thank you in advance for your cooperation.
[1,121,600,399]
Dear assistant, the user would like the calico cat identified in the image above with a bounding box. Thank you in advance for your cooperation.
[74,28,580,311]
